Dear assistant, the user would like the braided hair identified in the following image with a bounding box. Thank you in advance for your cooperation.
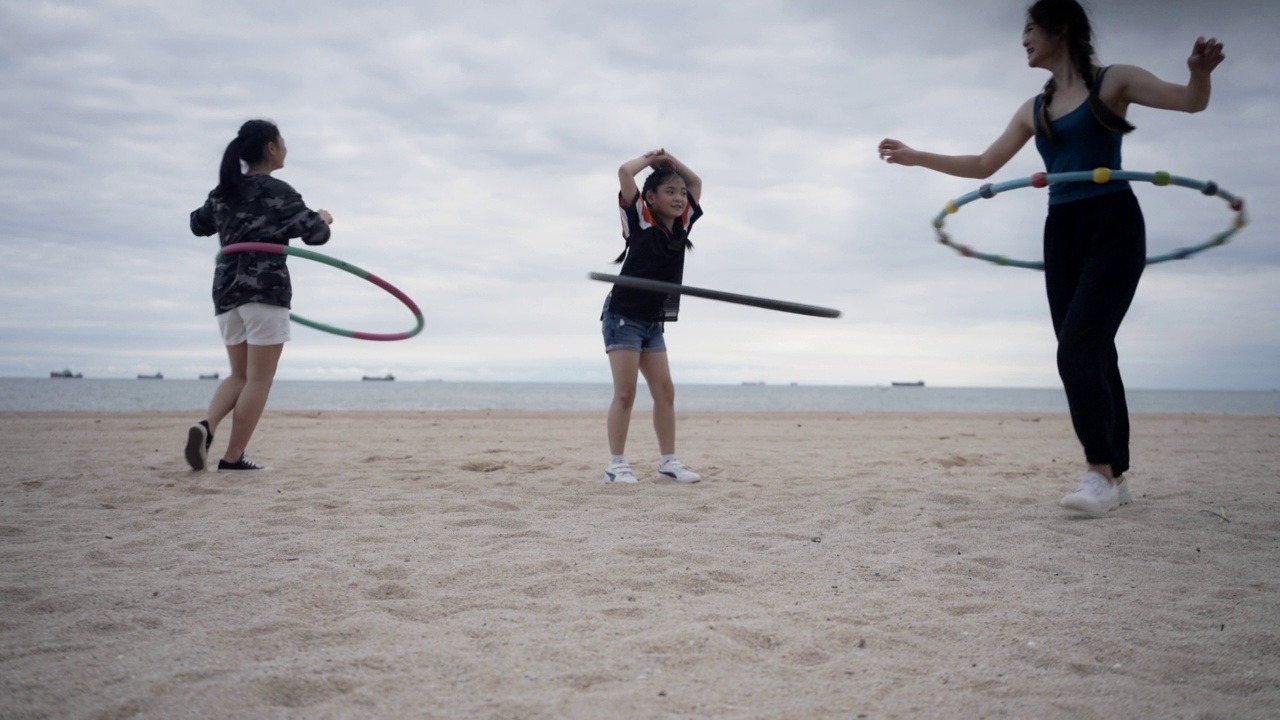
[217,119,281,198]
[1029,0,1135,142]
[612,166,694,263]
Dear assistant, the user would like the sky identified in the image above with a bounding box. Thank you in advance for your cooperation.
[1,0,1277,390]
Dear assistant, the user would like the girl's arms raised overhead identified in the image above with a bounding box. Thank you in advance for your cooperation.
[619,150,661,202]
[619,149,703,202]
[648,150,702,203]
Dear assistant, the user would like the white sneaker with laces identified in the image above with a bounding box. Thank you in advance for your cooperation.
[1059,471,1120,516]
[604,462,638,484]
[658,458,701,484]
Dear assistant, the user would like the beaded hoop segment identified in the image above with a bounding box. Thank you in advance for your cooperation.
[217,242,424,341]
[932,169,1249,270]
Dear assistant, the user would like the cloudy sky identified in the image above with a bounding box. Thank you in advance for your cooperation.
[2,0,1277,390]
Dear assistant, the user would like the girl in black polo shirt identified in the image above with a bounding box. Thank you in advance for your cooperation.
[601,149,704,485]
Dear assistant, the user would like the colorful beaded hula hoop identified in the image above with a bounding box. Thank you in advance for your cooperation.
[217,242,424,341]
[932,168,1249,270]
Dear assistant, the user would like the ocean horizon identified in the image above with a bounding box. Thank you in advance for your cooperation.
[3,378,1277,415]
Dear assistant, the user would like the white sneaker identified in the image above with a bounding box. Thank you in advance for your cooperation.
[658,458,701,484]
[1059,471,1120,516]
[1116,477,1132,506]
[604,462,638,484]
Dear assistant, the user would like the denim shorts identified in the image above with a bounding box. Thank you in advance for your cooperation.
[602,303,666,354]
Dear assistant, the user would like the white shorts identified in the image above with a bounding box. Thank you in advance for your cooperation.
[216,303,291,346]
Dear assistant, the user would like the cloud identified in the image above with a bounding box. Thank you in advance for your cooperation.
[0,0,1276,390]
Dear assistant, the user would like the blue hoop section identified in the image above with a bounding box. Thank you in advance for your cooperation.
[932,169,1249,270]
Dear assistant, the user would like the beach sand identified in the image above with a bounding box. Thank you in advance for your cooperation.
[1,410,1278,719]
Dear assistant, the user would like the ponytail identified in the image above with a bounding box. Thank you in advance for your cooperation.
[217,136,245,196]
[215,119,280,198]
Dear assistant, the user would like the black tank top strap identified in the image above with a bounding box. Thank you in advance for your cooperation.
[1088,65,1130,134]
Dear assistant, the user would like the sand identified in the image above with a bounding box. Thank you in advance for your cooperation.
[1,409,1278,719]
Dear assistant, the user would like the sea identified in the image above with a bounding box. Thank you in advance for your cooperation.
[2,378,1278,415]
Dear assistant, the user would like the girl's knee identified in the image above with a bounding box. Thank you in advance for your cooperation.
[613,385,638,407]
[649,382,675,406]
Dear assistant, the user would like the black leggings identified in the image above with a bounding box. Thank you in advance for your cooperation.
[1043,190,1146,477]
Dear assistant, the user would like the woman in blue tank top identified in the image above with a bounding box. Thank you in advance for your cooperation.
[877,0,1225,516]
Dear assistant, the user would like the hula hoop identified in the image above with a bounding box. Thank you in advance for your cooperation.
[589,272,842,319]
[218,242,424,341]
[932,168,1249,270]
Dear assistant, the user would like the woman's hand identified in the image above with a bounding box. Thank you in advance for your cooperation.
[1187,36,1225,76]
[317,209,334,225]
[878,138,918,166]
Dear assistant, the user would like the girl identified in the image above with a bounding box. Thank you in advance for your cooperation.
[878,0,1225,514]
[602,149,704,485]
[186,119,333,472]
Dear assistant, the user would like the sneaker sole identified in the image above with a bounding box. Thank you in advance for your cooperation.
[604,473,638,484]
[1059,494,1119,516]
[185,425,208,471]
[659,472,701,484]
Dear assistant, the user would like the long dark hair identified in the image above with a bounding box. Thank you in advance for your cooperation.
[217,119,280,197]
[612,167,694,263]
[1029,0,1135,142]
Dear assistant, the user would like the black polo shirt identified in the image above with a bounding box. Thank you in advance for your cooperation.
[605,191,703,322]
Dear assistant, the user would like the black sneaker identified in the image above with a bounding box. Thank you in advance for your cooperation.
[185,420,212,470]
[217,454,268,472]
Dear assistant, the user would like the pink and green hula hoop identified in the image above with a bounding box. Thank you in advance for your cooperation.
[932,168,1249,270]
[218,242,424,341]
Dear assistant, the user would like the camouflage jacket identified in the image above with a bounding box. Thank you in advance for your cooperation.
[190,174,330,314]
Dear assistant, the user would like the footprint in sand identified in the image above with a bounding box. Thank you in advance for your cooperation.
[460,460,506,473]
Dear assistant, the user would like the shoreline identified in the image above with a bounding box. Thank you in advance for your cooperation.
[5,379,1279,417]
[3,407,1278,417]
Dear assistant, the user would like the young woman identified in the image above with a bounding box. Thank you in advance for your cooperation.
[601,149,704,485]
[878,0,1225,514]
[186,119,333,472]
